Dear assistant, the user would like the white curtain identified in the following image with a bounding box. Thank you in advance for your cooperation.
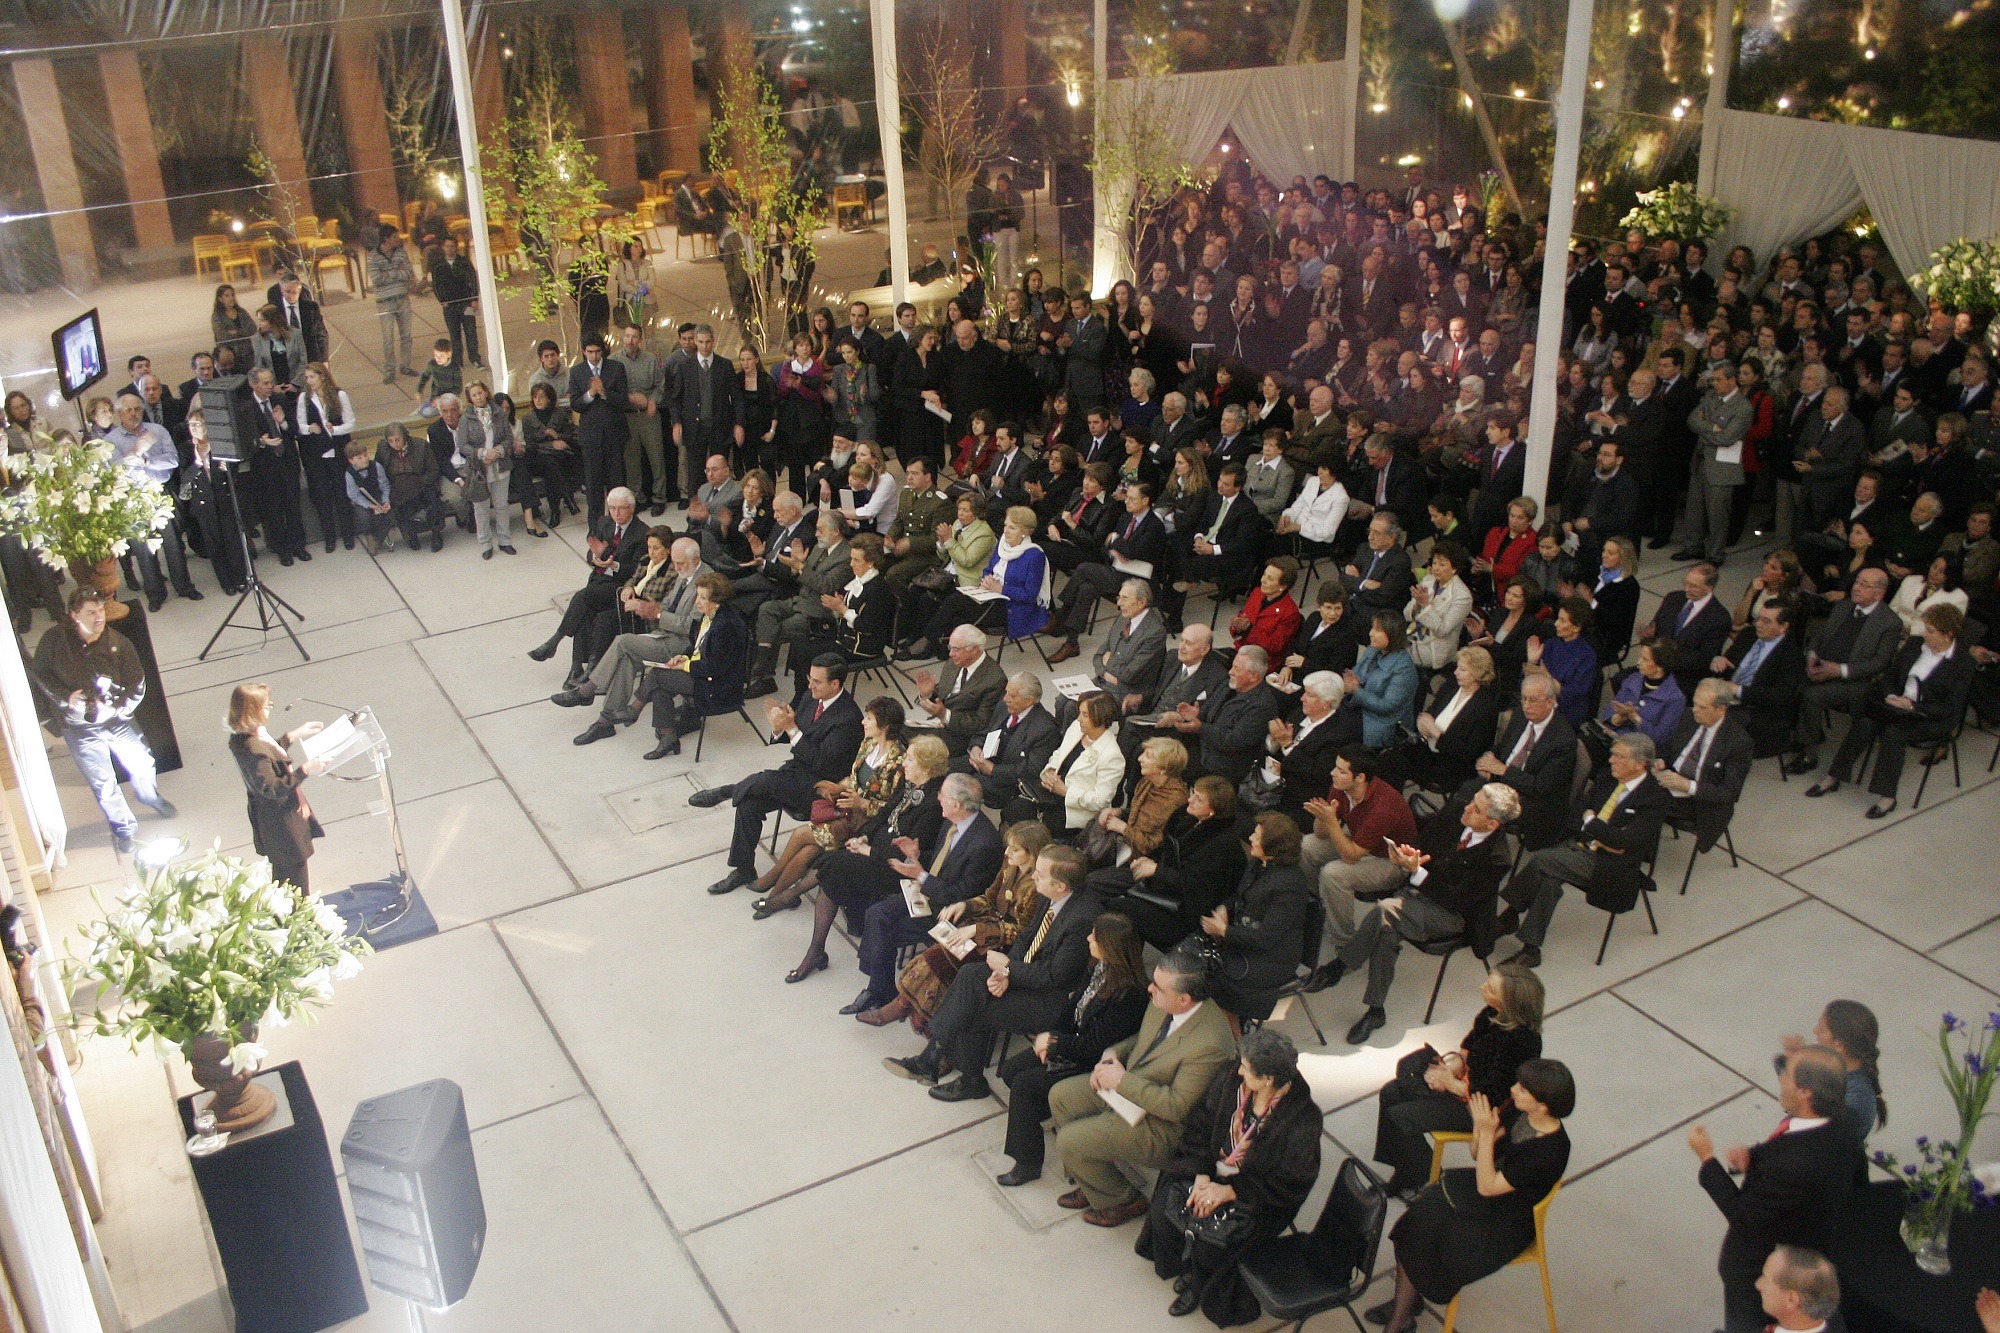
[1707,108,2000,280]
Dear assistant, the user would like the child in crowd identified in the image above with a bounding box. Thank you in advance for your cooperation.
[414,338,461,418]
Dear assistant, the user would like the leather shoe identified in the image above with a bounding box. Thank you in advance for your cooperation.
[573,720,617,745]
[1302,960,1345,993]
[1865,799,1897,819]
[1045,641,1079,664]
[1083,1196,1149,1227]
[551,689,592,707]
[856,997,910,1026]
[1039,619,1070,639]
[1169,1287,1201,1318]
[839,988,877,1016]
[995,1165,1041,1187]
[705,868,754,895]
[1804,777,1841,798]
[743,676,778,700]
[687,787,731,809]
[527,640,558,662]
[1346,1006,1387,1045]
[498,545,517,556]
[929,1077,991,1102]
[1057,1188,1090,1210]
[142,798,178,819]
[883,1055,938,1085]
[1363,1298,1397,1326]
[1783,753,1818,775]
[643,735,681,759]
[181,589,204,602]
[1670,549,1701,562]
[1505,944,1542,969]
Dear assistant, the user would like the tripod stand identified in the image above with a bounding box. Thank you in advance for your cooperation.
[199,458,309,662]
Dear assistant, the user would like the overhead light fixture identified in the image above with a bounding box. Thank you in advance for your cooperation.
[1511,87,1526,98]
[1396,153,1422,166]
[1862,46,1876,58]
[1776,95,1791,109]
[1371,101,1389,113]
[1671,104,1687,119]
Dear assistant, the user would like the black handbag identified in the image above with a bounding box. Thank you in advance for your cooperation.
[1165,1178,1255,1248]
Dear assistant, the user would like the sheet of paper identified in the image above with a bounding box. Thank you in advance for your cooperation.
[960,587,1008,603]
[924,399,953,421]
[901,878,931,918]
[983,728,1004,758]
[1051,674,1096,700]
[1713,442,1744,466]
[1109,553,1154,579]
[839,488,855,511]
[299,714,358,767]
[1098,1088,1146,1126]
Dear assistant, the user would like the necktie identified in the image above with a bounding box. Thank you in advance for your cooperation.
[1596,781,1627,823]
[1205,496,1230,541]
[1677,726,1712,778]
[1736,639,1771,687]
[286,303,299,329]
[1122,515,1138,541]
[1137,1015,1173,1063]
[1022,905,1055,961]
[1505,721,1539,767]
[812,699,825,724]
[1768,1117,1793,1141]
[1677,600,1695,631]
[929,824,957,876]
[1457,828,1474,849]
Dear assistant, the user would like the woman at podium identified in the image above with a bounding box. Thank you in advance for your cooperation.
[227,683,327,892]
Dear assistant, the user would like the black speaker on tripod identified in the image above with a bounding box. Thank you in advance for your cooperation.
[195,375,260,462]
[340,1078,486,1311]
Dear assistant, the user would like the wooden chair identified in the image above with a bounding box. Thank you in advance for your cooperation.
[1427,1131,1561,1333]
[490,220,523,278]
[403,200,424,231]
[293,216,322,240]
[832,180,871,231]
[192,233,232,278]
[218,242,261,285]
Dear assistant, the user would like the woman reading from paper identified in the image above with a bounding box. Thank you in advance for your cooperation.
[227,683,328,892]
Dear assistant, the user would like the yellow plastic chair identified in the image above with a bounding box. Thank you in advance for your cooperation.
[218,241,261,285]
[832,180,870,230]
[192,233,231,278]
[1427,1130,1561,1333]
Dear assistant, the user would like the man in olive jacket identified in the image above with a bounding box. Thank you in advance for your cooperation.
[1047,947,1236,1225]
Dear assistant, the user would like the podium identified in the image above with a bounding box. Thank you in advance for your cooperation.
[305,708,428,941]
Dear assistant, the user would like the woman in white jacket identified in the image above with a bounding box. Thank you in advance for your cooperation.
[1031,692,1125,831]
[1404,539,1475,672]
[1276,456,1350,549]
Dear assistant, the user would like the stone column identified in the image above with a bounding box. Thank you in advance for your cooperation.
[95,50,175,255]
[240,34,310,209]
[10,59,97,289]
[571,8,638,196]
[333,22,402,223]
[641,1,702,175]
[997,0,1027,101]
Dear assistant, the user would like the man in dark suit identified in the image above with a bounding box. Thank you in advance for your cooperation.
[1187,646,1286,783]
[940,319,1005,441]
[1076,406,1129,471]
[1713,600,1808,758]
[959,673,1062,804]
[1654,680,1755,860]
[1061,294,1109,411]
[1561,439,1641,569]
[689,655,866,892]
[529,488,649,679]
[1341,510,1416,619]
[981,425,1033,510]
[1934,352,1992,418]
[889,843,1104,1101]
[1350,435,1429,545]
[1459,672,1578,853]
[1689,1046,1861,1333]
[786,535,897,697]
[266,271,330,364]
[1322,783,1517,1049]
[910,625,1007,756]
[1651,350,1703,546]
[1046,484,1169,661]
[1467,412,1529,550]
[1790,569,1901,773]
[849,772,1005,1020]
[668,324,735,504]
[1796,387,1868,529]
[1163,465,1264,625]
[1497,731,1671,968]
[1263,672,1361,823]
[1351,254,1398,336]
[724,489,814,627]
[1810,603,1975,818]
[567,334,629,523]
[243,367,310,563]
[1640,562,1734,698]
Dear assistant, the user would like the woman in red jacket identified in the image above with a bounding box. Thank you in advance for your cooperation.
[1230,557,1304,659]
[1473,496,1540,606]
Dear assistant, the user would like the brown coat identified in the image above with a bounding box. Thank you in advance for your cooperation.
[1121,775,1188,856]
[229,732,321,868]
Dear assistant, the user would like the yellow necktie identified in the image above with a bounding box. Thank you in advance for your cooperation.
[929,825,957,876]
[1023,906,1055,962]
[1596,781,1626,823]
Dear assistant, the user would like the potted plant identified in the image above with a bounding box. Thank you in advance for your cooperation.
[67,848,369,1133]
[0,438,174,622]
[1870,1011,2000,1275]
[1619,181,1733,245]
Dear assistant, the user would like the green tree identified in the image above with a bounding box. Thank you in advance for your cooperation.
[706,45,825,354]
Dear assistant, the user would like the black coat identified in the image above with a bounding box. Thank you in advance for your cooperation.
[1213,861,1312,1020]
[1406,811,1512,957]
[1044,976,1149,1070]
[1286,611,1365,676]
[1198,683,1286,785]
[1649,591,1734,696]
[1700,1121,1862,1292]
[229,732,321,868]
[667,354,737,454]
[1566,770,1673,910]
[1007,887,1105,996]
[1481,711,1579,851]
[1135,812,1248,928]
[567,358,630,446]
[976,702,1063,801]
[1099,507,1171,582]
[1658,712,1755,851]
[1414,678,1503,796]
[780,689,866,784]
[1721,629,1808,757]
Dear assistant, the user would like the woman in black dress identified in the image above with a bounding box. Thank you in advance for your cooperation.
[892,326,948,475]
[225,682,327,893]
[1370,963,1545,1195]
[1201,813,1312,1023]
[730,346,776,477]
[1135,1028,1323,1325]
[1373,1058,1574,1331]
[1091,776,1247,951]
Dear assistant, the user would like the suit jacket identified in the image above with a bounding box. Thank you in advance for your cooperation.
[1562,466,1641,540]
[1288,612,1364,676]
[1355,456,1429,537]
[1198,682,1286,784]
[917,811,1006,910]
[1144,649,1232,717]
[1722,630,1808,756]
[1565,769,1673,908]
[1469,442,1528,544]
[567,358,630,442]
[780,689,866,783]
[1488,711,1579,850]
[1650,592,1734,694]
[1806,413,1867,492]
[667,353,737,447]
[1871,639,1975,732]
[1099,508,1170,582]
[589,515,652,585]
[1420,677,1503,794]
[1094,608,1169,700]
[1008,887,1105,996]
[1658,713,1754,850]
[1699,1121,1862,1284]
[1610,395,1668,472]
[1269,712,1351,823]
[229,731,322,866]
[1063,315,1109,402]
[933,654,1007,753]
[833,573,897,659]
[1184,490,1263,573]
[1689,390,1754,487]
[1407,808,1512,953]
[1107,999,1237,1131]
[1343,544,1416,619]
[977,701,1063,800]
[1806,599,1901,683]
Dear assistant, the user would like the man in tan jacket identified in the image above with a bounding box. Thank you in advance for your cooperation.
[1047,947,1236,1226]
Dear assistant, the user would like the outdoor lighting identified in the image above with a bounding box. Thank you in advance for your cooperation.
[1777,95,1791,109]
[1219,142,1230,152]
[1371,102,1389,113]
[1863,46,1876,58]
[230,217,245,234]
[502,46,514,59]
[1671,104,1687,119]
[1511,87,1526,98]
[1064,78,1082,108]
[1592,79,1604,89]
[793,17,811,31]
[435,171,458,201]
[1396,153,1422,167]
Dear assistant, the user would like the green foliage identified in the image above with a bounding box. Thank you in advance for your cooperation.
[1092,77,1203,282]
[1912,237,2000,314]
[481,111,636,340]
[67,848,371,1068]
[0,438,174,567]
[706,55,825,353]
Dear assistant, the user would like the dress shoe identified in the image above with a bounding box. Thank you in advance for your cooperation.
[324,538,336,554]
[499,544,517,555]
[278,555,294,567]
[181,588,204,602]
[1302,960,1346,993]
[1670,549,1701,562]
[1493,905,1521,937]
[883,1054,939,1084]
[1804,777,1842,798]
[995,1164,1041,1187]
[784,951,829,983]
[294,549,311,561]
[147,596,165,613]
[1169,1287,1201,1318]
[687,786,731,809]
[482,549,494,560]
[930,1077,991,1102]
[142,798,178,819]
[839,988,877,1016]
[526,524,548,539]
[1346,1006,1387,1045]
[431,532,444,552]
[1039,619,1069,639]
[573,720,617,745]
[399,365,420,377]
[1057,1188,1090,1210]
[857,996,910,1026]
[112,832,135,856]
[751,894,800,920]
[894,638,932,661]
[528,640,559,662]
[1646,537,1672,550]
[643,734,681,760]
[743,676,778,700]
[649,503,667,518]
[1045,641,1079,664]
[706,867,755,894]
[1865,799,1897,819]
[1083,1196,1149,1227]
[343,537,356,551]
[1783,753,1819,776]
[1504,943,1542,969]
[550,689,593,707]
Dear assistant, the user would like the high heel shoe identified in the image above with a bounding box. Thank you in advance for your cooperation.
[752,893,801,920]
[784,951,828,983]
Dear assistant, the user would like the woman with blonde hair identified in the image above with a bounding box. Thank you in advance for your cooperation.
[1085,736,1188,866]
[454,380,515,558]
[226,683,329,892]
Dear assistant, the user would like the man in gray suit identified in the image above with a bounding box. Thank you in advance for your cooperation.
[960,672,1062,804]
[1796,385,1868,529]
[1061,293,1109,411]
[1788,567,1903,774]
[1672,363,1753,563]
[667,325,735,500]
[562,538,711,741]
[911,625,1008,755]
[1091,579,1168,707]
[748,513,850,698]
[1117,624,1229,762]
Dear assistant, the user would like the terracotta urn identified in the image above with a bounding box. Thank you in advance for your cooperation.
[185,1029,275,1134]
[65,556,129,620]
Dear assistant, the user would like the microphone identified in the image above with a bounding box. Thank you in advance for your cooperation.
[286,696,362,719]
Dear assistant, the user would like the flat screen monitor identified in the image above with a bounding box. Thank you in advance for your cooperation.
[51,309,108,402]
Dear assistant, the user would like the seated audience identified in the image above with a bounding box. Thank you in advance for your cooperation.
[342,441,398,553]
[1639,561,1732,697]
[1597,639,1686,750]
[1653,679,1755,857]
[743,696,907,913]
[633,572,751,758]
[1383,646,1502,795]
[744,510,849,699]
[1134,1029,1323,1323]
[1406,541,1475,673]
[1083,737,1187,867]
[1714,599,1808,759]
[1579,534,1642,665]
[1227,558,1305,661]
[1092,777,1247,951]
[1525,599,1599,727]
[1789,568,1900,774]
[1809,603,1974,818]
[1201,812,1313,1022]
[903,504,1048,659]
[907,625,1007,757]
[1888,554,1968,636]
[1087,579,1169,711]
[1754,1246,1845,1333]
[1259,671,1358,823]
[1348,615,1421,747]
[1300,747,1419,982]
[784,533,897,697]
[1006,691,1125,833]
[889,822,1055,1031]
[527,487,647,678]
[959,672,1063,801]
[1280,582,1364,680]
[1459,671,1577,852]
[1044,482,1169,661]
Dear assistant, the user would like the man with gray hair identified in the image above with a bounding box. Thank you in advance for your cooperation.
[1655,677,1755,862]
[1090,578,1166,706]
[1753,1246,1841,1332]
[559,536,710,744]
[910,624,1006,755]
[727,489,812,626]
[1317,781,1518,1059]
[1790,566,1900,773]
[1178,645,1285,783]
[1341,510,1414,617]
[1210,402,1251,467]
[105,390,201,609]
[1262,670,1356,824]
[1497,731,1670,969]
[959,670,1060,801]
[528,487,649,677]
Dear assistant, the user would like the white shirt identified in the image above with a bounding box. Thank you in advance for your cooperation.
[840,568,879,625]
[1409,826,1493,885]
[1504,718,1544,768]
[1671,722,1717,797]
[1903,642,1952,699]
[940,652,988,723]
[1165,1001,1201,1039]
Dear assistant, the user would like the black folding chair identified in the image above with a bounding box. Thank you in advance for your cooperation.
[1237,1157,1389,1332]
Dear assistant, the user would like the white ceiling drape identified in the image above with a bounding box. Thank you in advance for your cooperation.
[1708,108,2000,280]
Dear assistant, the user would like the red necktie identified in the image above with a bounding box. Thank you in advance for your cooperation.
[1123,516,1138,541]
[1458,828,1473,849]
[812,700,825,723]
[1767,1117,1792,1141]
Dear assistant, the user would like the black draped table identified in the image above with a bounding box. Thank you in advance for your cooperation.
[1830,1180,2000,1332]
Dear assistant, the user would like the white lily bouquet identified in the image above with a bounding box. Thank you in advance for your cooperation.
[1913,236,2000,315]
[0,437,175,568]
[1619,181,1733,245]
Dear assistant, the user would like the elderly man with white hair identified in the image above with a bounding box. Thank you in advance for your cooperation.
[910,624,1007,755]
[557,535,711,744]
[105,389,202,609]
[1260,670,1358,823]
[1315,782,1519,1045]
